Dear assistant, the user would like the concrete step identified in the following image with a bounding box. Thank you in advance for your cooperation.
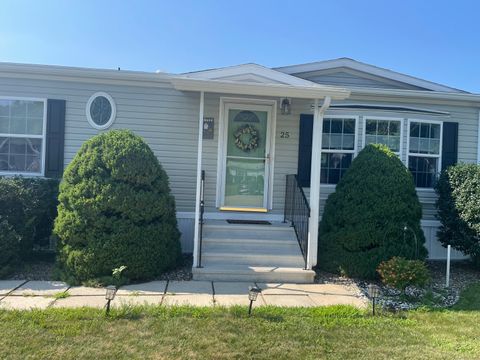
[202,252,305,267]
[192,265,315,283]
[202,228,296,243]
[202,242,301,256]
[203,222,292,233]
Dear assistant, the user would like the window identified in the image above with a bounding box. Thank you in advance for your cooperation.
[321,117,356,184]
[86,92,116,130]
[408,120,442,188]
[364,118,402,154]
[0,98,45,175]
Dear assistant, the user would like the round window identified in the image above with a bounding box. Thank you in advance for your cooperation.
[86,92,116,129]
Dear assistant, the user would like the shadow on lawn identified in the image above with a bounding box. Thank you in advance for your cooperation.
[450,282,480,311]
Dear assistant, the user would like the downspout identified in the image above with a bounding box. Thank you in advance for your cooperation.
[307,96,331,270]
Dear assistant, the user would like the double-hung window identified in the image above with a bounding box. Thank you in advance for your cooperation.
[321,116,357,184]
[364,117,402,154]
[408,120,442,188]
[0,98,46,175]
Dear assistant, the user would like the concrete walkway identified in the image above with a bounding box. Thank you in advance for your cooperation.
[0,280,368,310]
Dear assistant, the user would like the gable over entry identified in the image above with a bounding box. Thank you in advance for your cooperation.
[171,65,350,269]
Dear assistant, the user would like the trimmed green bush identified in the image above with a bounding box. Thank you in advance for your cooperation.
[436,163,480,267]
[318,144,427,279]
[0,219,20,277]
[377,257,430,290]
[0,177,58,258]
[54,129,181,283]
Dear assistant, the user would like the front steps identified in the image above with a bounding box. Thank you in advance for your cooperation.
[192,221,315,283]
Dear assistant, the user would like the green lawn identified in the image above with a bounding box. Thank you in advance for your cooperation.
[1,284,479,360]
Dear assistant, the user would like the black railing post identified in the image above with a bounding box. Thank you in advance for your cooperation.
[198,170,205,268]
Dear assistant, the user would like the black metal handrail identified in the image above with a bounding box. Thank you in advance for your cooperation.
[284,174,310,269]
[198,170,205,268]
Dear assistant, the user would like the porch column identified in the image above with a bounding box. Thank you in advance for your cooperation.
[307,96,331,269]
[193,91,205,268]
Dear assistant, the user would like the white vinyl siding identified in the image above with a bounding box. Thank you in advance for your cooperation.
[0,77,199,212]
[0,76,478,226]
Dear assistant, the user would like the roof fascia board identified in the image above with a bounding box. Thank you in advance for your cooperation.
[275,58,463,93]
[184,63,316,87]
[0,62,171,87]
[171,77,350,100]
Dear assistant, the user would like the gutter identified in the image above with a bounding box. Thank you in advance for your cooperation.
[171,77,350,100]
[0,61,172,87]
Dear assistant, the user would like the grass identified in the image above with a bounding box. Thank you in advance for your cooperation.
[0,284,479,360]
[453,282,480,310]
[52,291,71,300]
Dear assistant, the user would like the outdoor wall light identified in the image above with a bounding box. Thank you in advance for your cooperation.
[105,285,117,315]
[280,98,291,115]
[367,284,381,316]
[248,286,262,316]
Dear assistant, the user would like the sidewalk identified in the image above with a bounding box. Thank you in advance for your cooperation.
[0,280,368,310]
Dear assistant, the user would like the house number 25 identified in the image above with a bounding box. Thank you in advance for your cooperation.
[280,131,290,138]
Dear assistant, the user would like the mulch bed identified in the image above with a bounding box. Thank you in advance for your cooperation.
[6,254,194,282]
[316,260,480,311]
[7,261,56,281]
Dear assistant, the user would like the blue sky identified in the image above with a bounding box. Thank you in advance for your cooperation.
[1,0,479,92]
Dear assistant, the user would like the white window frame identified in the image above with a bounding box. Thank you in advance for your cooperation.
[320,115,359,186]
[0,96,47,177]
[86,92,116,130]
[362,116,404,157]
[406,118,443,189]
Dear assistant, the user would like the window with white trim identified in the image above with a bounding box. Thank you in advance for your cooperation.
[0,99,45,175]
[321,117,356,184]
[408,120,442,188]
[365,118,402,154]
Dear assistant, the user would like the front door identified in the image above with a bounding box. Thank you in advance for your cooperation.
[220,102,273,211]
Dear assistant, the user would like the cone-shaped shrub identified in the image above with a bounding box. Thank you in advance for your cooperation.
[54,129,181,282]
[318,144,427,279]
[436,164,480,268]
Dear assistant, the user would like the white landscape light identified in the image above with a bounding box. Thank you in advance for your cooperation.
[367,284,381,316]
[248,286,262,316]
[105,285,117,315]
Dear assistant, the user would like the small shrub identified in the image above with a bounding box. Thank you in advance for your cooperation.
[0,219,20,277]
[0,177,59,258]
[319,144,427,279]
[377,257,430,290]
[55,129,181,283]
[436,163,480,267]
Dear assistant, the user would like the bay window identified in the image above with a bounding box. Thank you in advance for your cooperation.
[407,120,442,188]
[321,117,357,184]
[0,98,46,175]
[364,117,402,154]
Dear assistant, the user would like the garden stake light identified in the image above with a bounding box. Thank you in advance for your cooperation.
[105,285,117,315]
[248,286,262,316]
[367,284,380,316]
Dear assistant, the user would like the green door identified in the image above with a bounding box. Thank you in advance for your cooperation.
[223,106,270,210]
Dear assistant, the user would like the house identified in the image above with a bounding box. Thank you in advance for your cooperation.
[0,58,478,282]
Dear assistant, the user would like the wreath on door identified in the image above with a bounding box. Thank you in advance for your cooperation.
[234,124,259,152]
